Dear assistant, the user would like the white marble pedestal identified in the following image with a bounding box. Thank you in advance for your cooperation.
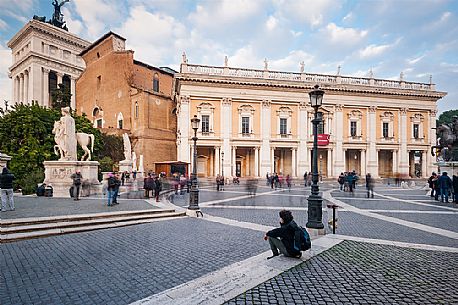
[435,161,458,176]
[43,161,100,197]
[119,160,133,174]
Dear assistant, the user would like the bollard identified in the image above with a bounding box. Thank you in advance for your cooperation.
[326,204,339,234]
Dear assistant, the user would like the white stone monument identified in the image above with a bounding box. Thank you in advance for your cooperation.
[138,155,145,178]
[43,107,100,197]
[119,133,133,173]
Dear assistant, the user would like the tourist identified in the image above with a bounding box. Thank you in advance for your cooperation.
[70,169,82,201]
[264,210,302,259]
[453,174,458,204]
[154,176,162,202]
[303,172,308,187]
[216,174,222,191]
[428,172,437,197]
[286,174,292,191]
[107,173,117,206]
[366,173,374,198]
[439,172,452,203]
[338,172,345,191]
[306,172,312,186]
[121,171,125,186]
[112,173,121,205]
[0,167,15,212]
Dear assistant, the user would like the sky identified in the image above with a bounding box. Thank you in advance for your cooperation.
[0,0,457,114]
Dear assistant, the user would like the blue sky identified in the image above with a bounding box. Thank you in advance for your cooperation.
[0,0,457,113]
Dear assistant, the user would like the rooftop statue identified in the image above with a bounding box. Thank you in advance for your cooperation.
[33,0,70,31]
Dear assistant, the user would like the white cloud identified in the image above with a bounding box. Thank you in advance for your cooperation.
[0,45,12,109]
[290,30,302,37]
[72,0,124,40]
[228,45,261,69]
[342,12,353,23]
[270,50,314,72]
[322,23,368,45]
[407,55,425,65]
[266,16,277,31]
[62,8,83,36]
[0,18,7,30]
[274,0,339,27]
[359,44,390,58]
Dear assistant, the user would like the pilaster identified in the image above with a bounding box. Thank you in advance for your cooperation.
[367,106,378,177]
[260,100,271,176]
[398,107,409,175]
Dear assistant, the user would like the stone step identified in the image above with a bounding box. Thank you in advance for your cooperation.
[0,210,186,243]
[0,208,176,227]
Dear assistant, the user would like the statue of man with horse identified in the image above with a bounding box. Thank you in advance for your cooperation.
[432,116,458,162]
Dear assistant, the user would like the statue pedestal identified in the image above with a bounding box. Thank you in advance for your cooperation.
[43,161,100,198]
[119,160,132,174]
[435,162,458,176]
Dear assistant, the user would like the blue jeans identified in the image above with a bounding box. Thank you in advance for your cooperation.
[440,188,449,202]
[107,190,115,206]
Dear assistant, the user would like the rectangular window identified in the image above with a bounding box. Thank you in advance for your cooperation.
[201,115,209,133]
[242,117,250,134]
[413,124,419,139]
[118,120,123,129]
[96,119,102,128]
[153,79,159,92]
[383,122,389,138]
[280,118,287,135]
[350,121,357,137]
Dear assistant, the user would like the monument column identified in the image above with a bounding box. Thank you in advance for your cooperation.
[214,146,220,176]
[392,150,398,175]
[334,104,344,174]
[19,73,24,103]
[361,149,366,176]
[429,110,438,175]
[399,108,409,175]
[43,68,50,107]
[260,100,272,176]
[70,76,76,110]
[221,97,232,177]
[271,146,275,173]
[13,76,18,103]
[291,148,297,177]
[254,147,259,177]
[297,102,309,175]
[232,146,237,176]
[24,70,29,103]
[367,106,378,177]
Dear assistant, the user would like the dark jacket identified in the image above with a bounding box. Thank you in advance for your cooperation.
[453,175,458,193]
[266,220,301,256]
[439,174,452,189]
[107,176,117,191]
[0,168,15,189]
[71,172,82,186]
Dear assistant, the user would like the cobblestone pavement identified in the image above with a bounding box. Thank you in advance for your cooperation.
[225,240,458,305]
[1,182,457,305]
[0,218,265,305]
[0,197,157,220]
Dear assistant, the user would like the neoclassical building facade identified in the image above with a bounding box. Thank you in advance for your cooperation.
[8,19,90,108]
[175,57,446,179]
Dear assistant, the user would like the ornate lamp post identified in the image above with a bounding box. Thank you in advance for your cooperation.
[306,85,325,229]
[188,115,201,211]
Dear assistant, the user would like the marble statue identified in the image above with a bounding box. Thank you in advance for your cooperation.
[122,133,132,161]
[53,107,77,161]
[132,152,137,172]
[138,155,144,174]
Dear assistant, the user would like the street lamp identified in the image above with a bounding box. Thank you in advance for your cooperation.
[188,115,201,212]
[306,85,325,229]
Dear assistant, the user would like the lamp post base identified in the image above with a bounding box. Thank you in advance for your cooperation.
[186,209,204,217]
[306,195,324,229]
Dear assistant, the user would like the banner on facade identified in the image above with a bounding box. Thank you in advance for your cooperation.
[318,134,330,146]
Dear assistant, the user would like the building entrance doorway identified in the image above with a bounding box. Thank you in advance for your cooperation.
[236,161,241,177]
[346,150,361,174]
[409,151,422,178]
[378,150,393,178]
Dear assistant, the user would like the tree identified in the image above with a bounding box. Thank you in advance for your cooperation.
[51,83,71,110]
[437,109,458,127]
[0,103,108,194]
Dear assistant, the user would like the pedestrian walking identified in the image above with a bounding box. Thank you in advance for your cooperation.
[107,173,116,206]
[366,173,374,198]
[0,167,15,212]
[264,210,303,259]
[303,172,308,187]
[121,171,125,186]
[154,176,162,202]
[70,169,82,201]
[428,172,437,197]
[439,172,452,203]
[286,174,292,191]
[453,174,458,204]
[112,173,121,205]
[338,173,345,191]
[216,174,222,191]
[307,172,312,186]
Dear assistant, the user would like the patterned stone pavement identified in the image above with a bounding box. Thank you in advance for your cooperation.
[225,240,458,305]
[1,182,457,304]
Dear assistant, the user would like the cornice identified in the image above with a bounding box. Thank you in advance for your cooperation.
[176,74,447,100]
[9,52,85,75]
[7,20,90,50]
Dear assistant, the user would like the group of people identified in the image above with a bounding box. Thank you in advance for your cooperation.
[428,171,458,203]
[266,173,291,189]
[337,171,359,194]
[143,173,163,202]
[216,174,225,191]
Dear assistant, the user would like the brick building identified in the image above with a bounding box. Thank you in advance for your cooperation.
[76,32,177,171]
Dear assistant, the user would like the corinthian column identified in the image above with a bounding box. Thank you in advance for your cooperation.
[43,68,50,107]
[398,108,409,175]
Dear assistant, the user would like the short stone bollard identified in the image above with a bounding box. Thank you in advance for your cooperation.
[326,204,339,234]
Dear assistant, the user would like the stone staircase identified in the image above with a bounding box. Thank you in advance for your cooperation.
[0,208,186,243]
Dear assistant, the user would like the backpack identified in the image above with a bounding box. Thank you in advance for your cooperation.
[294,226,311,251]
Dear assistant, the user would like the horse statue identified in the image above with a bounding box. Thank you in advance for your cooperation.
[76,132,95,161]
[52,121,95,161]
[433,123,458,161]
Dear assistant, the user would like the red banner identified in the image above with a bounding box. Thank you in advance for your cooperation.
[317,134,330,146]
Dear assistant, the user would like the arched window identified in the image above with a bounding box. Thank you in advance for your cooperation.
[92,107,100,117]
[153,73,159,92]
[117,112,124,129]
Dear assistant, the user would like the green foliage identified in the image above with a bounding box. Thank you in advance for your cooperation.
[51,83,71,110]
[98,156,114,172]
[0,104,113,194]
[437,109,458,127]
[99,133,124,162]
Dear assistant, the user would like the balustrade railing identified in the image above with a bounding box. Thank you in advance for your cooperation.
[183,64,433,91]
